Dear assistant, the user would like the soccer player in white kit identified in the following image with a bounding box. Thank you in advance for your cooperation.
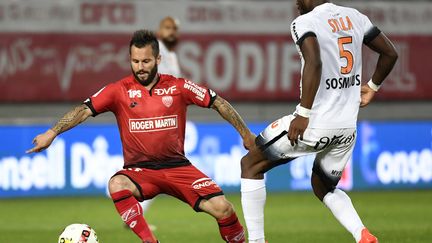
[139,16,182,229]
[240,1,398,243]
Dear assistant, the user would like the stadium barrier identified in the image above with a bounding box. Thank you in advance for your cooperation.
[0,121,431,198]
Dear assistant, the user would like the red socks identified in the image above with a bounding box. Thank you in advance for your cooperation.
[217,212,246,243]
[111,190,157,243]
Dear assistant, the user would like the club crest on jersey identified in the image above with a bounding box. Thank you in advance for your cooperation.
[162,95,173,108]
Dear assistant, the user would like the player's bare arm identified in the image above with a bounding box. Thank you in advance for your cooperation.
[26,104,93,154]
[361,33,398,107]
[211,96,255,150]
[288,36,322,146]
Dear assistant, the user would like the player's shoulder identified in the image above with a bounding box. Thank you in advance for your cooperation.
[159,73,182,85]
[333,3,366,20]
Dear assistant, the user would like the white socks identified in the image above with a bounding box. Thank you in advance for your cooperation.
[323,189,365,242]
[140,198,154,213]
[241,178,267,243]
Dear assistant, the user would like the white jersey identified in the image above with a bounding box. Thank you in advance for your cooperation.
[290,3,380,129]
[158,40,181,77]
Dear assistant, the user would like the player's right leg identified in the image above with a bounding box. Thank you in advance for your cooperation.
[310,133,378,243]
[240,148,289,243]
[241,115,301,243]
[109,174,158,243]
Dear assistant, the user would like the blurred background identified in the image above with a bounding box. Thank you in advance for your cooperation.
[0,0,431,242]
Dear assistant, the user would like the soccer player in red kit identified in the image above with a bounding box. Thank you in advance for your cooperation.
[27,30,255,243]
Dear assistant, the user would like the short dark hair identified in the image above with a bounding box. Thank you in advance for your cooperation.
[129,29,159,57]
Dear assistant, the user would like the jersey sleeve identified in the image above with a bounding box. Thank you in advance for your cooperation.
[291,16,317,47]
[178,78,217,108]
[360,13,381,44]
[83,83,117,116]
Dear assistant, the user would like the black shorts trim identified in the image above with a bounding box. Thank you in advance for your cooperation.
[296,32,317,47]
[193,191,225,212]
[112,172,145,201]
[256,130,288,152]
[363,26,381,44]
[124,160,191,170]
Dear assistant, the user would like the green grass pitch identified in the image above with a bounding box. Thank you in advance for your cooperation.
[0,190,431,243]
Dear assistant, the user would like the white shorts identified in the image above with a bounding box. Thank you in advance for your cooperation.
[256,115,356,186]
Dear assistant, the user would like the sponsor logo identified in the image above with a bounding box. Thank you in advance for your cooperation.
[191,177,217,190]
[314,132,356,150]
[128,89,142,98]
[154,85,177,96]
[184,80,206,101]
[121,204,141,222]
[162,96,173,108]
[129,115,178,133]
[325,74,361,90]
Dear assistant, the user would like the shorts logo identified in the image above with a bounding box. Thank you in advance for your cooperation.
[129,115,178,133]
[191,177,217,190]
[162,95,173,108]
[271,120,280,129]
[314,132,356,150]
[121,205,141,222]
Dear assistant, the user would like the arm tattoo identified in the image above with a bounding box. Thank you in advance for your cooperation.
[51,104,91,135]
[212,96,251,139]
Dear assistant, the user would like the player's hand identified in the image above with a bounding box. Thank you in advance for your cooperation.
[26,129,57,154]
[243,133,257,151]
[360,84,376,107]
[287,116,309,146]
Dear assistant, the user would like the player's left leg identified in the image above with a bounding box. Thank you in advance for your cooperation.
[164,165,245,243]
[199,195,246,243]
[311,131,378,243]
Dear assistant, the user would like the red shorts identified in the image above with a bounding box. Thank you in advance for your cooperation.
[114,165,224,212]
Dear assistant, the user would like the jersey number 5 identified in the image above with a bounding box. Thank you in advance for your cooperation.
[338,36,353,74]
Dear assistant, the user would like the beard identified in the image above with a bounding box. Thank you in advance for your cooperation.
[133,64,158,86]
[162,36,178,50]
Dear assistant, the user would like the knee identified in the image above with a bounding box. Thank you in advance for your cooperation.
[108,175,135,194]
[240,156,254,178]
[211,199,234,219]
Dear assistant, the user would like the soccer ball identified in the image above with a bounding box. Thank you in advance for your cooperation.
[58,223,99,243]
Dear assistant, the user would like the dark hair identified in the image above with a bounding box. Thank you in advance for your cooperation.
[129,29,159,57]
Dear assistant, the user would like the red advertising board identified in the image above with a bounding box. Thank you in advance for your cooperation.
[0,1,431,102]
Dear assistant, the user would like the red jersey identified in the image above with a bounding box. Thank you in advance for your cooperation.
[84,74,217,168]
